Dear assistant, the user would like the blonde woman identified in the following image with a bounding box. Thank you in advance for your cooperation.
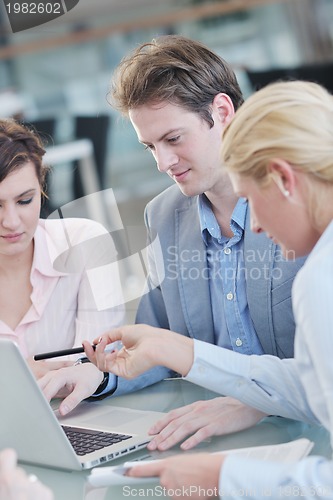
[85,81,333,498]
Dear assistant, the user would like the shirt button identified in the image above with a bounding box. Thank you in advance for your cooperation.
[235,338,243,347]
[226,292,233,300]
[224,247,231,255]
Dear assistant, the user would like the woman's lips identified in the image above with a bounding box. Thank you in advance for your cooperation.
[2,233,23,242]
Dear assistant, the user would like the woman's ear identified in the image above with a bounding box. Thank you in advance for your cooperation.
[269,159,296,198]
[212,93,235,126]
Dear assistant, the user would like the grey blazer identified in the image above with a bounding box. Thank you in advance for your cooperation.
[116,185,305,395]
[136,184,305,359]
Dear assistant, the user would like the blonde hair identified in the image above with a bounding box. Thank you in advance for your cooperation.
[222,80,333,186]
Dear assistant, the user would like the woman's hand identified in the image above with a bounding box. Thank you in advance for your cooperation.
[127,453,225,500]
[0,449,53,500]
[38,362,104,416]
[84,324,194,379]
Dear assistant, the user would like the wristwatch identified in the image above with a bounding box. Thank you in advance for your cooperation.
[74,357,117,400]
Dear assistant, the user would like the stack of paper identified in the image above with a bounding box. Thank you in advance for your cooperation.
[215,438,313,462]
[88,438,313,488]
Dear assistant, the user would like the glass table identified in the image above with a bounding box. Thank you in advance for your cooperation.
[22,378,331,500]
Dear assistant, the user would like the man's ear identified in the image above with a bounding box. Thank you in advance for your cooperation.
[212,93,235,126]
[269,159,296,197]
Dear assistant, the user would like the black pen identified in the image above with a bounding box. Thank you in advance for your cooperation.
[34,345,96,361]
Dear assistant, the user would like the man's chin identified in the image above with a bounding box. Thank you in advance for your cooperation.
[177,183,202,198]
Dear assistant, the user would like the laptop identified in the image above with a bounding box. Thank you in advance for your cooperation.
[0,339,165,471]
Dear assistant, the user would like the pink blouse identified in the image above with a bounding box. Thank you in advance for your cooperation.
[0,218,125,358]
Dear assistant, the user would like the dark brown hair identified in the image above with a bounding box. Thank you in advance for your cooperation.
[0,119,48,191]
[110,35,243,127]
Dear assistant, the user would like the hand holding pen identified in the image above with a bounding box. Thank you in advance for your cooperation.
[33,341,123,361]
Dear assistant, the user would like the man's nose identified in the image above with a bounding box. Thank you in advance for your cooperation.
[155,147,179,173]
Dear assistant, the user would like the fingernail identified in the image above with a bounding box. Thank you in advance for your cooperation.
[147,441,156,450]
[61,405,70,416]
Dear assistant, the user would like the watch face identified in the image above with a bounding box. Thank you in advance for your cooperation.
[75,357,90,366]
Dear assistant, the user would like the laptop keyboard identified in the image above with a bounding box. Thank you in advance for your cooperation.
[62,425,132,456]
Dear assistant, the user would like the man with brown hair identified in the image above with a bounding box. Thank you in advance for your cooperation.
[43,36,304,450]
[107,35,304,451]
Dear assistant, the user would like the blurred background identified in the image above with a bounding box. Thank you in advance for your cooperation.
[0,0,332,318]
[1,0,333,209]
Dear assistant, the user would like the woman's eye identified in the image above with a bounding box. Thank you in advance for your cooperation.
[168,136,180,144]
[144,144,154,151]
[18,198,33,205]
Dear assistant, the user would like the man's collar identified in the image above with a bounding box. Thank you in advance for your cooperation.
[198,194,248,244]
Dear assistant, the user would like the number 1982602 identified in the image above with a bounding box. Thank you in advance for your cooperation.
[6,3,62,14]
